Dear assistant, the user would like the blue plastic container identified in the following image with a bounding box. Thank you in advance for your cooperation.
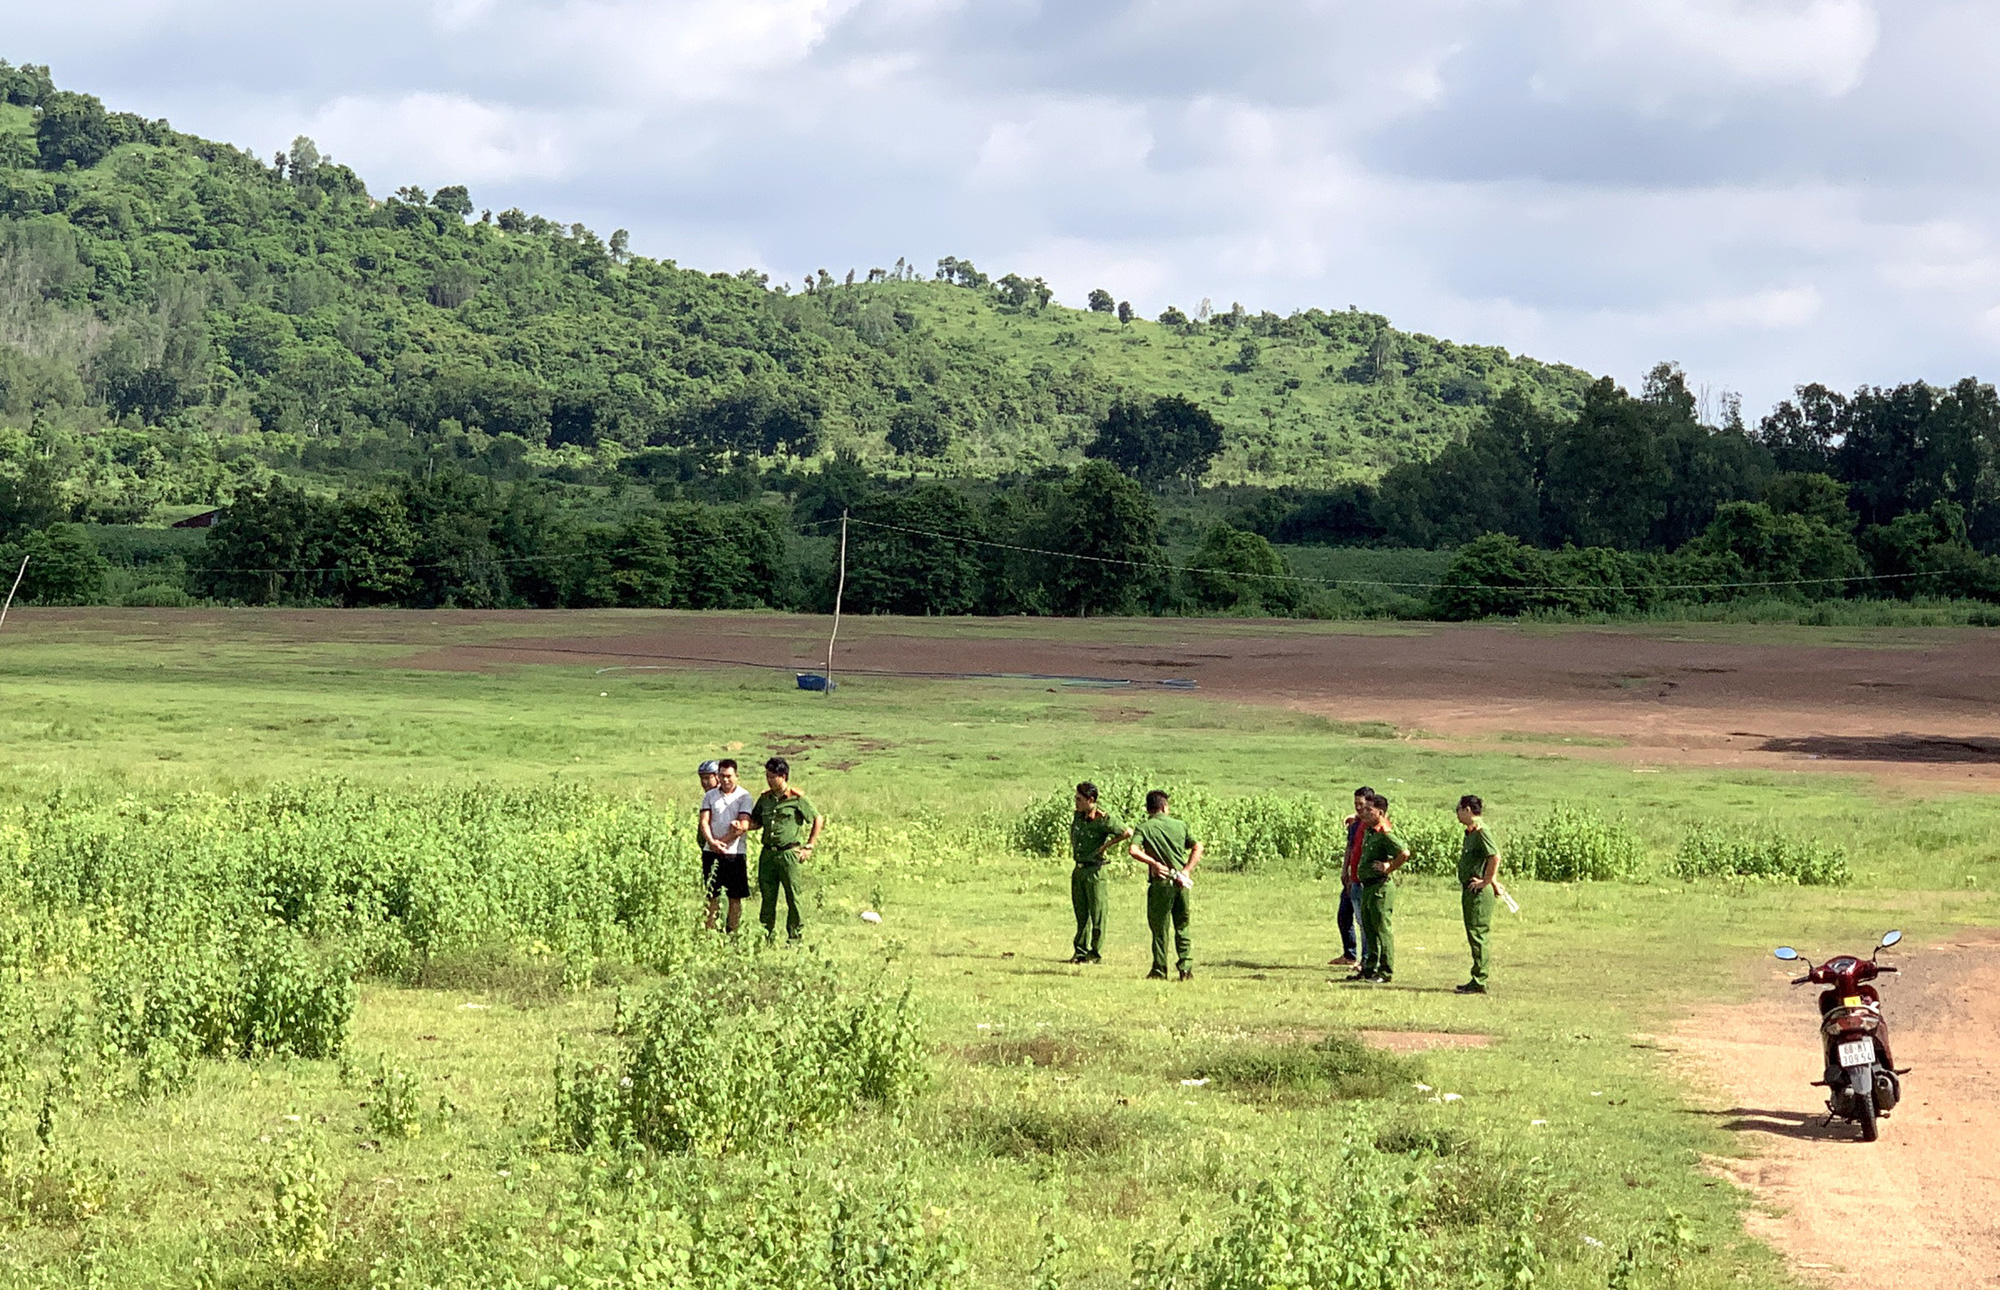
[795,673,836,692]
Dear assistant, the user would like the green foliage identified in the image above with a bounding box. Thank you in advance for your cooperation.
[258,1128,334,1269]
[554,950,926,1156]
[0,65,1594,538]
[1426,534,1552,620]
[1131,1166,1431,1290]
[0,522,107,604]
[1,779,704,987]
[1860,501,2000,600]
[95,920,355,1061]
[950,1097,1134,1158]
[1513,805,1644,882]
[191,474,791,608]
[1764,471,1851,528]
[368,1061,429,1140]
[1086,395,1225,490]
[1186,522,1306,615]
[1673,823,1851,886]
[1008,460,1163,617]
[846,484,987,616]
[1010,772,1349,874]
[378,1158,968,1290]
[1676,501,1864,598]
[1387,813,1464,878]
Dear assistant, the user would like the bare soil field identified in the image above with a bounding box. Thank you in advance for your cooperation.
[1672,941,2000,1289]
[389,612,2000,787]
[15,608,1998,785]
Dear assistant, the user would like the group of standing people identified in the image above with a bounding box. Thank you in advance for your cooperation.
[1070,782,1503,992]
[687,759,1502,992]
[694,757,822,939]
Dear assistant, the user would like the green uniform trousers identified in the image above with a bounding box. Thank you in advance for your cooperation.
[758,850,805,940]
[1146,880,1191,976]
[1358,880,1395,979]
[1461,886,1495,987]
[1071,864,1108,960]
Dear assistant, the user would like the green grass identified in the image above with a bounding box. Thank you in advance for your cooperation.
[0,613,1995,1286]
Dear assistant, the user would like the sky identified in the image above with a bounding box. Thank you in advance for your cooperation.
[11,0,1999,416]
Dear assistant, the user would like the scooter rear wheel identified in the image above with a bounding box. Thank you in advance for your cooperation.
[1849,1066,1878,1142]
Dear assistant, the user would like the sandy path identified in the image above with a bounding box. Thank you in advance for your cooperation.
[1671,941,2000,1289]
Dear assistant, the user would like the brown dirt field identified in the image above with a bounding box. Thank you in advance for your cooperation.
[384,612,2000,788]
[1668,941,2000,1289]
[13,608,1999,785]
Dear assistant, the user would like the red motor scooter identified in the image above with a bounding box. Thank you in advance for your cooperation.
[1772,930,1908,1142]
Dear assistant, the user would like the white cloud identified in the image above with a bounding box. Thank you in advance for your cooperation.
[303,92,570,186]
[1547,0,1881,106]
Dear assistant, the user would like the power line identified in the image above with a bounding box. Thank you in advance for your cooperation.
[820,514,1934,596]
[161,508,1933,597]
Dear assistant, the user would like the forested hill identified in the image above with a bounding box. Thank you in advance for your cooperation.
[0,59,1591,518]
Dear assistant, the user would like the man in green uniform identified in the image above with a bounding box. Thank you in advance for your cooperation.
[1455,794,1500,994]
[1129,789,1202,981]
[746,756,822,941]
[1352,791,1410,984]
[1067,781,1132,964]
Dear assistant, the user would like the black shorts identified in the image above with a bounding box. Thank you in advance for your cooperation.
[702,850,750,899]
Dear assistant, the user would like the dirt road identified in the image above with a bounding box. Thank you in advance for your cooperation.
[1673,941,2000,1289]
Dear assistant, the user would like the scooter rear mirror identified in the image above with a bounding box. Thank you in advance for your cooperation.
[1880,930,1902,949]
[1773,947,1800,961]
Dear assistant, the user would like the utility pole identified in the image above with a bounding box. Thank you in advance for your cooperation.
[824,511,848,693]
[0,555,28,631]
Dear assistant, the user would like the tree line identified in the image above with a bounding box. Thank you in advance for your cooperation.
[1239,364,2000,554]
[7,371,2000,620]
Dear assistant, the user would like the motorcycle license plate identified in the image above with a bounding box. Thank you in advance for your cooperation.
[1837,1038,1874,1068]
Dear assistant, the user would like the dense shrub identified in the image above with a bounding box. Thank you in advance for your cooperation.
[1673,824,1851,886]
[371,1158,968,1290]
[1513,805,1644,881]
[0,780,701,985]
[554,950,926,1156]
[1132,1167,1432,1290]
[1011,772,1348,874]
[94,919,355,1061]
[1386,813,1462,878]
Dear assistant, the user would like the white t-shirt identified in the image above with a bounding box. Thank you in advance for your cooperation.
[700,786,754,855]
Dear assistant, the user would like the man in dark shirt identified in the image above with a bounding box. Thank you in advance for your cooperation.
[1331,785,1373,967]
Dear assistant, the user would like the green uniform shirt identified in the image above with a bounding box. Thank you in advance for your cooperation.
[1132,814,1195,882]
[1358,827,1408,886]
[750,789,819,855]
[1458,825,1499,886]
[1070,810,1127,867]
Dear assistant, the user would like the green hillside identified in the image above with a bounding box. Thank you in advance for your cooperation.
[0,60,1593,519]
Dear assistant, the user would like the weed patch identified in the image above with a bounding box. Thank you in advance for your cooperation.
[1190,1034,1415,1102]
[947,1099,1135,1159]
[1514,804,1645,881]
[1674,823,1852,885]
[554,949,926,1156]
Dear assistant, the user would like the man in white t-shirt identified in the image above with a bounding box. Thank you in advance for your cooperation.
[699,758,754,932]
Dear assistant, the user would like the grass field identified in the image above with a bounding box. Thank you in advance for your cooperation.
[0,612,1995,1288]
